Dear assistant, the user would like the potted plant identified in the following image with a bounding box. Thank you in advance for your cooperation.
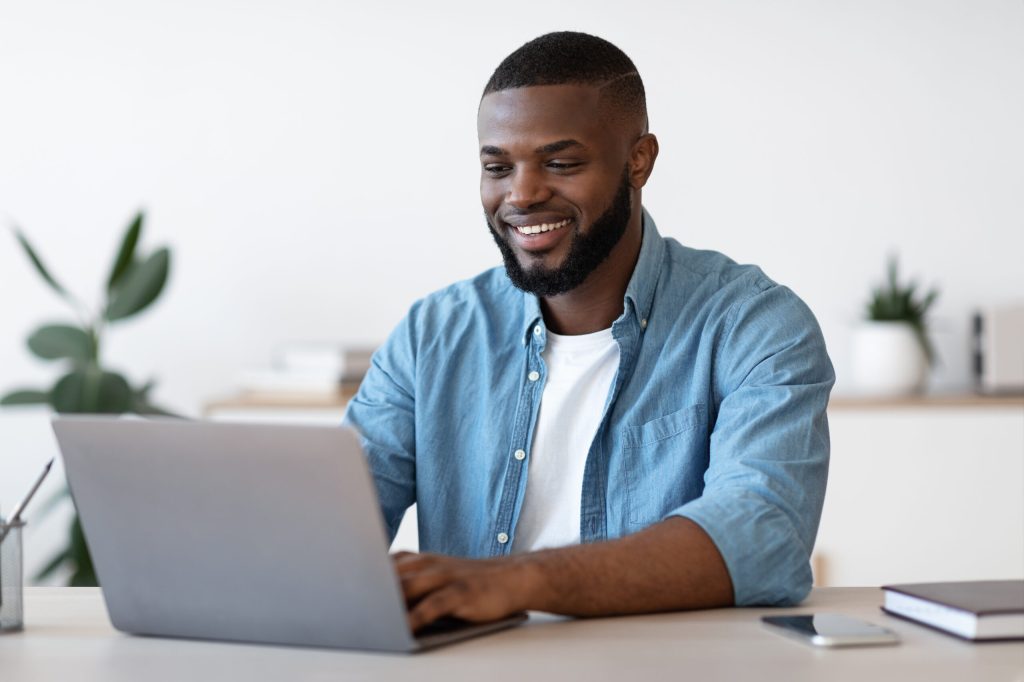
[1,211,175,585]
[850,255,940,395]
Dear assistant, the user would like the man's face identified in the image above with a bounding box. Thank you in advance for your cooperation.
[478,85,634,297]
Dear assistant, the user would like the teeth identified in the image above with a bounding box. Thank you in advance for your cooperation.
[516,218,571,235]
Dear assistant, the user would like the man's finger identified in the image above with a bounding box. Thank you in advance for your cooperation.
[408,584,469,632]
[400,567,452,603]
[391,552,434,575]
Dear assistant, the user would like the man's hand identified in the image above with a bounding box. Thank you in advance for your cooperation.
[393,518,733,631]
[393,552,541,632]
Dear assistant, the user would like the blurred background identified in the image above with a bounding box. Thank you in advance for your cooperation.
[2,0,1022,586]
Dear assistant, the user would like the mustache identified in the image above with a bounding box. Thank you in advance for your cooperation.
[488,209,575,226]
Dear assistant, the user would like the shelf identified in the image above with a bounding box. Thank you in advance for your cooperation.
[204,387,1024,416]
[203,383,358,416]
[828,393,1024,410]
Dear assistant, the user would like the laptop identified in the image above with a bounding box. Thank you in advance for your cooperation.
[51,416,526,652]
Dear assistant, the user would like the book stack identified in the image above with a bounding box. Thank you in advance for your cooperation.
[238,343,375,398]
[882,580,1024,641]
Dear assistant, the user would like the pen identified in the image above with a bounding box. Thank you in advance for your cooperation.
[0,457,55,545]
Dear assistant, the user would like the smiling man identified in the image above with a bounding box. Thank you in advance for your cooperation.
[344,32,834,631]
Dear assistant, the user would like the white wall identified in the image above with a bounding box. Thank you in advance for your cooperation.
[2,1,1022,583]
[2,0,1022,416]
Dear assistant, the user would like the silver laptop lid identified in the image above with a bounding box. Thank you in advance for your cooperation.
[52,417,417,652]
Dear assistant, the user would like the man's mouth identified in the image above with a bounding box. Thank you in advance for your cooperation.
[511,218,572,236]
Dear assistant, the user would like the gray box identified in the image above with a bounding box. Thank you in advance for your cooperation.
[974,305,1024,394]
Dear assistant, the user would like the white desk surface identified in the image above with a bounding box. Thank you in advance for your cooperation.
[2,587,1021,681]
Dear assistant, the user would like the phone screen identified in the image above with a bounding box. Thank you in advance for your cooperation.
[762,614,899,646]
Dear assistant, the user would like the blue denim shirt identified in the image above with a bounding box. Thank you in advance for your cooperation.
[344,210,834,606]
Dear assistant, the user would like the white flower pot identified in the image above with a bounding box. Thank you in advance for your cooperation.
[850,321,928,395]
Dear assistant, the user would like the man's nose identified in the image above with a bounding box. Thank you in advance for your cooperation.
[505,167,552,210]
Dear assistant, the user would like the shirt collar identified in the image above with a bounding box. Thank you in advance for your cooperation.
[623,207,666,329]
[519,207,666,344]
[521,286,543,346]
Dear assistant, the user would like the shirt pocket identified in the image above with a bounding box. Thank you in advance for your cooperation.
[623,403,708,527]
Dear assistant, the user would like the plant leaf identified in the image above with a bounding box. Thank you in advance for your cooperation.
[32,483,70,520]
[51,369,133,414]
[911,322,938,368]
[104,248,171,322]
[920,289,940,315]
[135,378,155,400]
[68,514,98,586]
[886,254,899,293]
[133,399,182,418]
[13,228,67,298]
[129,380,183,417]
[106,211,144,292]
[70,562,98,586]
[34,547,71,581]
[32,485,75,582]
[867,254,940,328]
[0,389,50,405]
[27,324,94,363]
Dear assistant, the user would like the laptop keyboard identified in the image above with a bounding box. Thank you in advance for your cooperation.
[414,616,476,638]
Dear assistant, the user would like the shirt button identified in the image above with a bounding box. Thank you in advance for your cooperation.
[528,370,540,382]
[514,449,526,461]
[640,318,648,329]
[497,532,509,544]
[534,325,542,336]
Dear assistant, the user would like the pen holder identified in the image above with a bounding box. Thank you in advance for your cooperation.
[0,519,26,632]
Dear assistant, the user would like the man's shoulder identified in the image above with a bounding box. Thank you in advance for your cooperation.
[656,236,822,336]
[409,265,521,321]
[660,237,778,303]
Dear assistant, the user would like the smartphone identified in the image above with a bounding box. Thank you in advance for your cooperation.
[761,613,900,648]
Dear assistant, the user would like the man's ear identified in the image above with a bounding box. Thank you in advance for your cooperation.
[629,133,659,190]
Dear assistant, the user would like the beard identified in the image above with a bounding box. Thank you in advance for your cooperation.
[486,169,633,297]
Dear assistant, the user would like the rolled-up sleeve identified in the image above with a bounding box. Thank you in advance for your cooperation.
[342,302,421,544]
[666,281,834,606]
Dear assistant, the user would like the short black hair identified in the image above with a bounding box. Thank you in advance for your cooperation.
[483,31,647,127]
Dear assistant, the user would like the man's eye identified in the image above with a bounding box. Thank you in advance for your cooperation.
[547,161,582,171]
[483,164,510,174]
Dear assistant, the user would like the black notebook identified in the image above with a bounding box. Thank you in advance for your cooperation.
[881,580,1024,641]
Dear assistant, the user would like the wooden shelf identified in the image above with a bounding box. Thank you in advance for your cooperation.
[203,383,359,415]
[828,393,1024,410]
[205,387,1023,415]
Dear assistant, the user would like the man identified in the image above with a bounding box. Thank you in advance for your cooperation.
[344,31,834,632]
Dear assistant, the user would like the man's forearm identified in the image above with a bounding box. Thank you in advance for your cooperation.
[395,516,735,630]
[518,516,734,616]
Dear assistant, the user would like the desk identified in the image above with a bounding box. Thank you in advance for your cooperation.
[1,588,1021,680]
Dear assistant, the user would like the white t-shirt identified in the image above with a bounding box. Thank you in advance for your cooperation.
[511,326,620,553]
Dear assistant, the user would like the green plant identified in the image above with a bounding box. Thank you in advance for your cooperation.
[2,210,175,585]
[866,255,940,366]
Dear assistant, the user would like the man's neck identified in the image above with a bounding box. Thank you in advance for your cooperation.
[539,209,644,336]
